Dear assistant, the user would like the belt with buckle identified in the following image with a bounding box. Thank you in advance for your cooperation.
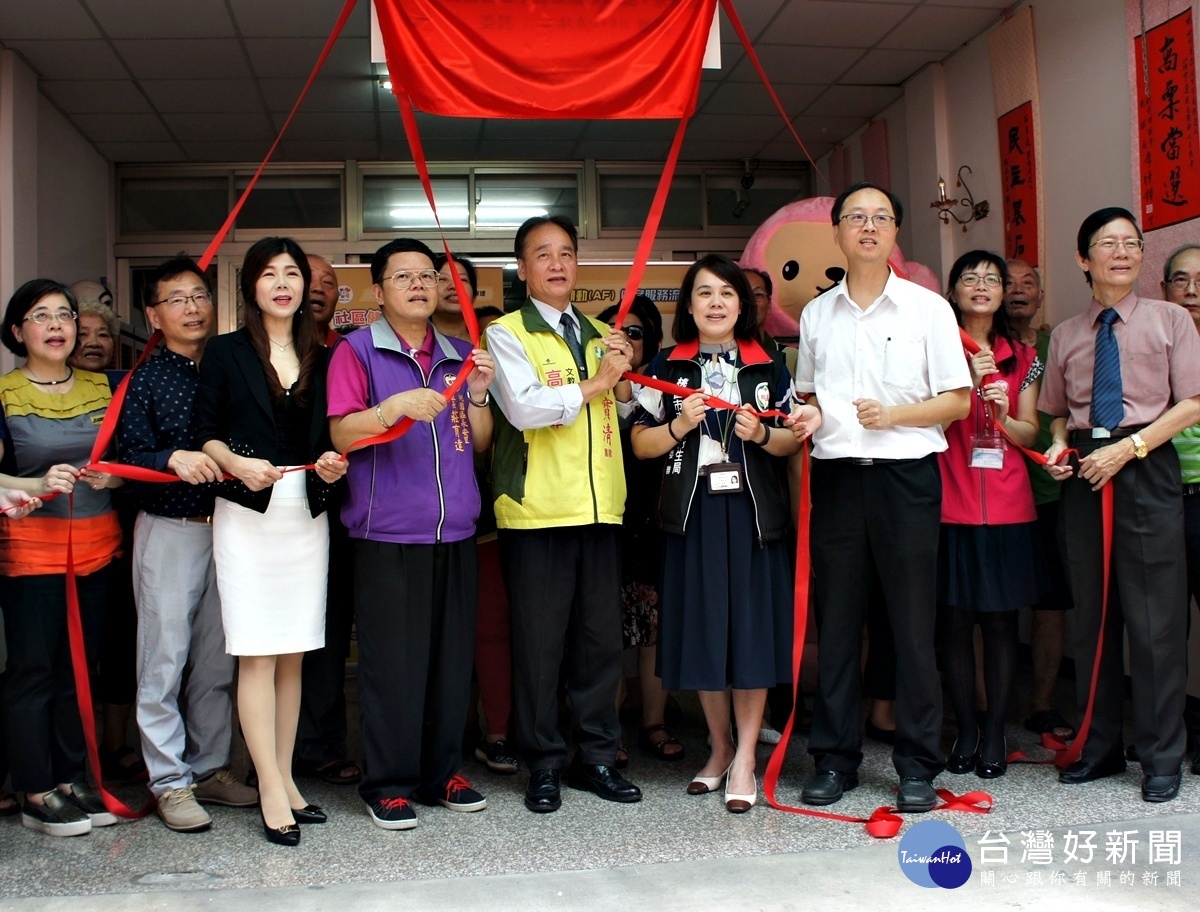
[1068,426,1144,442]
[180,515,213,524]
[826,456,911,467]
[1184,483,1200,497]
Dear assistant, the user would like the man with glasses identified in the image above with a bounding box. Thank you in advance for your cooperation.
[327,238,495,830]
[120,258,259,832]
[789,182,971,812]
[485,215,641,813]
[1041,210,1200,802]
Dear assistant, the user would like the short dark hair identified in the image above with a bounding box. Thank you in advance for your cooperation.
[672,254,759,344]
[597,294,664,366]
[370,238,437,285]
[1076,207,1142,286]
[143,256,209,313]
[740,266,773,298]
[3,278,77,357]
[514,215,578,260]
[434,253,479,300]
[946,250,1017,373]
[474,304,503,321]
[1164,244,1200,282]
[830,181,905,228]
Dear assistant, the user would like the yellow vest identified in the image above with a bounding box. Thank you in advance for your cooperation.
[487,302,626,529]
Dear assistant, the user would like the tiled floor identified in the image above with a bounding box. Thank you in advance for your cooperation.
[2,684,1199,909]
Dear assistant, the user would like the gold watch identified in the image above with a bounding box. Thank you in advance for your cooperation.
[1130,432,1148,459]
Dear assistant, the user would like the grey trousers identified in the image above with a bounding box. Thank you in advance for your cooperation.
[133,512,234,797]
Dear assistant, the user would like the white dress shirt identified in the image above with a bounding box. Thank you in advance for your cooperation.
[794,270,971,460]
[487,297,634,431]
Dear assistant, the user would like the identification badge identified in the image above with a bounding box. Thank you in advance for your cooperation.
[969,433,1006,470]
[705,461,744,493]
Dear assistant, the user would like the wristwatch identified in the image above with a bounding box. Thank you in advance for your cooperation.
[1129,432,1148,459]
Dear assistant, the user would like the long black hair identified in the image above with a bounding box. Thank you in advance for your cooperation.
[240,237,319,406]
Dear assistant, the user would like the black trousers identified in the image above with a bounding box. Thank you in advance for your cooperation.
[807,456,944,779]
[296,519,354,768]
[500,524,622,771]
[1060,440,1188,776]
[354,539,476,803]
[1,568,108,793]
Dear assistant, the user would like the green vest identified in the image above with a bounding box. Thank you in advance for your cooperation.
[487,301,626,529]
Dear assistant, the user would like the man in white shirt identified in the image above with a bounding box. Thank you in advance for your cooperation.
[485,215,641,814]
[789,183,971,812]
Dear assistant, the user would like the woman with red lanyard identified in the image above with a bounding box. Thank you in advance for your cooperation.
[939,251,1048,779]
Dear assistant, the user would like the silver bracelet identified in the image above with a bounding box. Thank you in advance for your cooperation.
[375,402,393,429]
[468,391,491,408]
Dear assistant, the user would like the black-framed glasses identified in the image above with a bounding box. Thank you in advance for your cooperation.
[386,270,440,290]
[958,274,1003,288]
[151,292,212,310]
[838,213,896,228]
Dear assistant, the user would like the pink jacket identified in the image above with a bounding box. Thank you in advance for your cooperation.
[939,335,1038,526]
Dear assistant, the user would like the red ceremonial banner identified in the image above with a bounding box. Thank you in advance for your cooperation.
[1135,10,1200,230]
[374,0,713,120]
[996,101,1039,265]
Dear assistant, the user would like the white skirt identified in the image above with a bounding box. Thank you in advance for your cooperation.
[213,470,328,656]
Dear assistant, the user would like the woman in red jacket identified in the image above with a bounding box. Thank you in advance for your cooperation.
[938,250,1047,779]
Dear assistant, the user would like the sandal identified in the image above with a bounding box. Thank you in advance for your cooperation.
[297,758,362,786]
[1023,709,1076,742]
[638,723,685,761]
[100,745,148,782]
[614,742,629,769]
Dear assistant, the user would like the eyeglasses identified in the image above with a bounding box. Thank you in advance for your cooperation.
[24,310,77,325]
[1168,276,1200,292]
[152,292,212,310]
[838,213,896,228]
[386,270,440,290]
[958,273,1003,288]
[607,322,645,341]
[1088,238,1144,254]
[751,290,770,301]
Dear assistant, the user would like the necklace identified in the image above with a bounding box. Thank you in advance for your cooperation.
[24,366,73,386]
[269,337,294,353]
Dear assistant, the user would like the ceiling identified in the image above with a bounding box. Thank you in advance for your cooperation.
[0,0,1014,166]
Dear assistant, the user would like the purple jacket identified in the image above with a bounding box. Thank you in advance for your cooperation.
[335,320,480,544]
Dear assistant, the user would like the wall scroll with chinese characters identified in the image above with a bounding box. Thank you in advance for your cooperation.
[996,102,1039,265]
[1135,10,1200,230]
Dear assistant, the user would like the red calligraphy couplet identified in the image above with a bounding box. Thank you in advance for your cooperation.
[1135,10,1200,230]
[996,101,1039,265]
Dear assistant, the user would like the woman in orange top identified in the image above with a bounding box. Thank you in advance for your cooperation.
[0,278,121,838]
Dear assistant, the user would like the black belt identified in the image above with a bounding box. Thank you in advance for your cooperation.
[1068,426,1146,442]
[1184,483,1200,497]
[823,456,921,466]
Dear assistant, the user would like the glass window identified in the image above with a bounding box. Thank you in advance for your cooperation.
[235,174,342,230]
[706,174,807,227]
[474,174,579,229]
[120,177,228,234]
[362,175,470,232]
[599,174,702,230]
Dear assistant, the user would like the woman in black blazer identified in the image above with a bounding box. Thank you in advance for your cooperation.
[195,236,346,846]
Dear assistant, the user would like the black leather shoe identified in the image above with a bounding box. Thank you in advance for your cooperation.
[1059,752,1126,784]
[946,730,980,775]
[801,770,858,806]
[524,769,562,813]
[895,778,937,812]
[566,762,642,803]
[291,804,327,824]
[1142,769,1182,803]
[261,813,300,846]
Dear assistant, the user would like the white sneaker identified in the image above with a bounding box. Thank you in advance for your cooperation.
[21,790,91,837]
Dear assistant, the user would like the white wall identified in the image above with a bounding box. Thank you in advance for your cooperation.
[36,94,111,287]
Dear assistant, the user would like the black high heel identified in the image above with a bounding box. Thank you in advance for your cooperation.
[262,812,300,846]
[946,729,980,775]
[976,736,1008,779]
[291,804,327,825]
